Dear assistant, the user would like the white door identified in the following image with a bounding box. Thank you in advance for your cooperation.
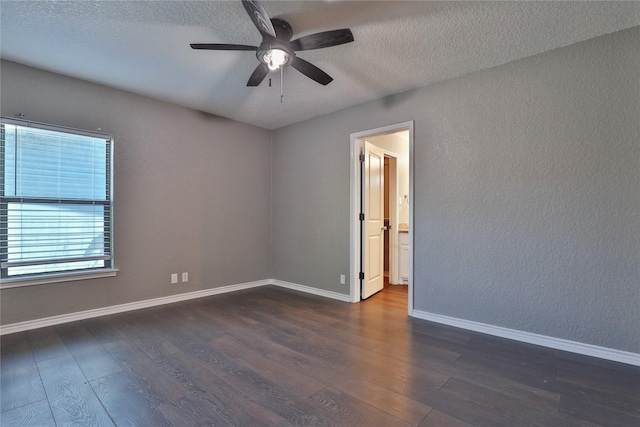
[362,141,386,299]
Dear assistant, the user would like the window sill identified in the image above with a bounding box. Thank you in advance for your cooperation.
[0,268,119,289]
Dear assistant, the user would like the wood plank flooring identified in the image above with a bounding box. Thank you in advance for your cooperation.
[1,285,638,426]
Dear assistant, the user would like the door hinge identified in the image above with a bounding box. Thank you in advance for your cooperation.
[359,213,365,221]
[359,153,365,162]
[359,272,364,280]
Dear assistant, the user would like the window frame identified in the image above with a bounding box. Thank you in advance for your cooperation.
[0,117,117,288]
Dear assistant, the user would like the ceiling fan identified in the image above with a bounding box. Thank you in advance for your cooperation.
[190,0,354,87]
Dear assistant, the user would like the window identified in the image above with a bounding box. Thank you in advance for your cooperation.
[1,118,114,285]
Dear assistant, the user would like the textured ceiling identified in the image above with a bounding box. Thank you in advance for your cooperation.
[1,1,639,129]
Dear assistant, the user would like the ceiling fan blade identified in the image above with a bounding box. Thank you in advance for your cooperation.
[241,0,276,38]
[247,63,269,86]
[290,29,354,51]
[190,43,257,51]
[291,57,333,86]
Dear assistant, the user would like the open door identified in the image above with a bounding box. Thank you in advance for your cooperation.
[350,121,413,310]
[361,141,386,299]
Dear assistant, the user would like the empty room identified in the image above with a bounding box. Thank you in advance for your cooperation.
[1,1,639,426]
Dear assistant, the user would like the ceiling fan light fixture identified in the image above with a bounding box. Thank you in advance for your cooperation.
[262,48,289,71]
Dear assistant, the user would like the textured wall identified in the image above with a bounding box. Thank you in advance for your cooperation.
[270,115,351,292]
[2,27,638,353]
[0,61,272,324]
[272,27,639,352]
[413,27,639,352]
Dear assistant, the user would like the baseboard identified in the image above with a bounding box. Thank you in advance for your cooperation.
[271,279,352,302]
[0,279,351,335]
[412,310,640,367]
[6,282,633,367]
[0,279,270,335]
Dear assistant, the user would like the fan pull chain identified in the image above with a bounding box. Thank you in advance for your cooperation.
[280,67,284,103]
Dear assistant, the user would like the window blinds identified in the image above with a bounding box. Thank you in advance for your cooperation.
[1,119,113,279]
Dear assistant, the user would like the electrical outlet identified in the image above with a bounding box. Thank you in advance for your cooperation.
[182,272,188,283]
[340,274,346,285]
[171,273,178,284]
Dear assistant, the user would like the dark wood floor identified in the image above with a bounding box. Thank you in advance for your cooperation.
[1,285,639,426]
[368,279,409,310]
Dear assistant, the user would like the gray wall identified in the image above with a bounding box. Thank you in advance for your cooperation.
[0,61,272,324]
[2,27,638,354]
[272,27,640,353]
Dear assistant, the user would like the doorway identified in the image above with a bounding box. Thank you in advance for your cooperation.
[349,121,414,315]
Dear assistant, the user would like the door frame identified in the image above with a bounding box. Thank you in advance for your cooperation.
[349,121,414,315]
[383,153,399,285]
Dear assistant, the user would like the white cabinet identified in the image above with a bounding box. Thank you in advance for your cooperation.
[399,231,409,284]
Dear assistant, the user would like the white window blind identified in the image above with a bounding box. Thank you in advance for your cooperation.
[1,119,113,280]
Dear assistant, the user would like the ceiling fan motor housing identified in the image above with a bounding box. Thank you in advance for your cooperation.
[271,18,293,40]
[257,19,295,67]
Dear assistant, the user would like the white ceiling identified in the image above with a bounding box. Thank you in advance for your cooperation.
[1,1,639,130]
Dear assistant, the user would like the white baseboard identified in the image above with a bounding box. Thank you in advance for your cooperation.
[0,279,350,335]
[412,310,640,367]
[2,281,636,367]
[271,279,352,302]
[0,279,270,335]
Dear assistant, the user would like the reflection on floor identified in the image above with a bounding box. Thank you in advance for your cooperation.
[366,276,408,309]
